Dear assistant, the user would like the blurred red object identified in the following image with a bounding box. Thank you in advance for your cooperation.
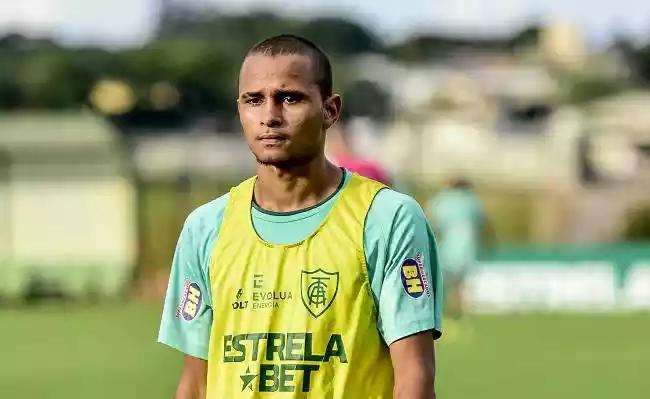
[333,153,391,185]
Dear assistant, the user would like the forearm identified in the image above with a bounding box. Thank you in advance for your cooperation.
[389,332,436,399]
[393,369,435,399]
[175,380,205,399]
[175,356,207,399]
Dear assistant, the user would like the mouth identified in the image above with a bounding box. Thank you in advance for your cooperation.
[257,133,289,145]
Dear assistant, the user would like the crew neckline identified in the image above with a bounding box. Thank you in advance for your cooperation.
[252,168,348,217]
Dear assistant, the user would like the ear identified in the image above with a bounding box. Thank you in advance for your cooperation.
[322,94,342,130]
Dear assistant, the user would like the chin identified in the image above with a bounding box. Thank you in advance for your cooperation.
[255,150,291,165]
[256,152,317,169]
[259,148,289,159]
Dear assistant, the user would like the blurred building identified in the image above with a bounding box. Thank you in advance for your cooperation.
[347,41,650,244]
[0,112,136,299]
[132,132,252,181]
[539,19,587,71]
[340,38,650,312]
[585,91,650,183]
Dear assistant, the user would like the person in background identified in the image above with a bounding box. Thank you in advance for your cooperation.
[327,122,392,185]
[429,178,485,331]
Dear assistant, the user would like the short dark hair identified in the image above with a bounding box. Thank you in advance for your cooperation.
[450,178,472,190]
[246,34,333,99]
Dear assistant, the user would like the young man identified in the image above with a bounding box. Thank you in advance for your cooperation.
[158,35,442,399]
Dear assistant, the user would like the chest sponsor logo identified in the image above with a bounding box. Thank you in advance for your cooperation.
[223,332,348,393]
[176,280,202,321]
[400,254,431,298]
[301,268,339,318]
[232,273,293,311]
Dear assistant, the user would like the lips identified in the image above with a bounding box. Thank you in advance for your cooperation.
[258,133,288,140]
[257,133,288,145]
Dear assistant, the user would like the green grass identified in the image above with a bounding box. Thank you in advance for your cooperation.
[1,303,649,398]
[437,314,650,399]
[0,301,179,399]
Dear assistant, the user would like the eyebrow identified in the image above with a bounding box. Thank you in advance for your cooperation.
[239,89,308,99]
[240,91,263,99]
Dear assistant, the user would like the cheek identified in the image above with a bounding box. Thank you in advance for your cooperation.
[239,106,254,125]
[239,108,258,138]
[288,106,323,133]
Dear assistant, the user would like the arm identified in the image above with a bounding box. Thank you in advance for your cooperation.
[365,191,442,397]
[175,355,207,399]
[389,332,436,399]
[158,203,224,398]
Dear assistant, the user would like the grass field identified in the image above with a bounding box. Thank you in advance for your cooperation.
[1,302,648,398]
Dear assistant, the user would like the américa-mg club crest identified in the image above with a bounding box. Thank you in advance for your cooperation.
[300,268,339,318]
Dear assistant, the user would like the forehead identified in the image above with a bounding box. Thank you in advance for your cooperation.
[238,54,318,92]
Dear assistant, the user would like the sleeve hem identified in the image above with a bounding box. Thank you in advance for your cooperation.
[157,338,209,360]
[383,319,442,346]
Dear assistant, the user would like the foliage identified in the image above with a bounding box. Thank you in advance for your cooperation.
[387,34,510,62]
[342,80,392,121]
[0,14,382,128]
[632,44,650,84]
[623,202,650,240]
[509,25,541,49]
[561,75,629,104]
[3,13,647,129]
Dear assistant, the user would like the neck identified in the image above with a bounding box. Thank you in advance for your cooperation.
[254,154,342,213]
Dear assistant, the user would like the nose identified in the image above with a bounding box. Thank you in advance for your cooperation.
[261,99,283,128]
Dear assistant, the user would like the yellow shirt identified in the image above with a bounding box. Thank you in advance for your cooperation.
[206,174,394,397]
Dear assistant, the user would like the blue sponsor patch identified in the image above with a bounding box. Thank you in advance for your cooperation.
[177,280,202,321]
[400,254,430,298]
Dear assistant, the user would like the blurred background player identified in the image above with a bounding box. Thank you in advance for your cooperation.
[327,122,392,185]
[429,178,485,333]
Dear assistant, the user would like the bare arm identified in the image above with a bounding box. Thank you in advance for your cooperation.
[389,331,436,399]
[175,355,207,399]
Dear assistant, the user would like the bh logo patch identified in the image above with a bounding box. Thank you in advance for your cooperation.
[177,280,202,321]
[300,268,339,318]
[400,255,430,298]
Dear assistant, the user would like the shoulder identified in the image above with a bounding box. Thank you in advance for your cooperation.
[365,188,430,252]
[368,188,427,226]
[179,192,230,266]
[184,192,230,233]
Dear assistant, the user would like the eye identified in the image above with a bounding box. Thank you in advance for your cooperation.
[283,94,303,104]
[245,97,263,106]
[283,95,297,104]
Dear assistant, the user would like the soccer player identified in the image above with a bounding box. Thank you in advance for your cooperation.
[158,34,442,399]
[429,178,484,322]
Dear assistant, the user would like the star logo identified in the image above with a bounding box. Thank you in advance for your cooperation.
[240,367,257,391]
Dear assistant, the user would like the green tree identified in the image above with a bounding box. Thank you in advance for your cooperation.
[342,80,392,121]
